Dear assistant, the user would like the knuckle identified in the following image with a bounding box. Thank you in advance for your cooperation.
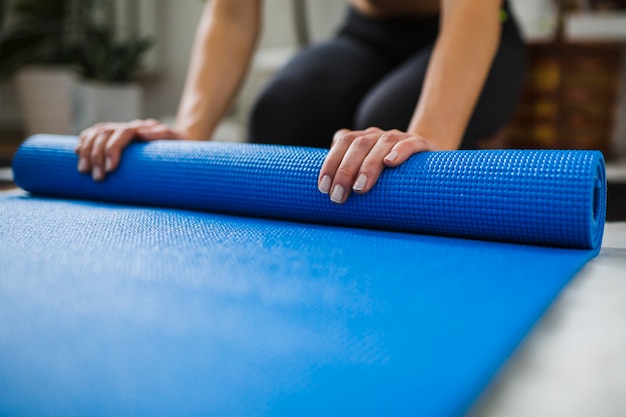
[336,133,356,146]
[408,134,424,143]
[80,127,96,139]
[97,122,113,130]
[380,133,397,145]
[335,165,357,180]
[79,136,94,150]
[406,136,423,147]
[104,140,118,152]
[90,139,105,159]
[332,129,348,142]
[90,144,102,158]
[361,156,382,171]
[320,154,340,172]
[92,126,111,136]
[351,135,372,149]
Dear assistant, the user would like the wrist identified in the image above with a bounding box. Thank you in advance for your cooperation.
[408,116,462,151]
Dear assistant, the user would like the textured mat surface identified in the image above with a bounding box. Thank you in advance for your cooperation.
[0,135,606,416]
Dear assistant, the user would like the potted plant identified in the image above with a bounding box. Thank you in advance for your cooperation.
[70,3,152,133]
[0,0,152,135]
[0,0,78,135]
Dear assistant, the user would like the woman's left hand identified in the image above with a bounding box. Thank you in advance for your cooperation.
[318,127,437,204]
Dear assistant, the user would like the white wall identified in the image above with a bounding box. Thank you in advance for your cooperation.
[0,0,23,130]
[143,0,345,121]
[0,80,21,130]
[141,0,205,121]
[1,0,624,155]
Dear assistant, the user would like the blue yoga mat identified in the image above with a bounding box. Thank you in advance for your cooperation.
[1,135,606,416]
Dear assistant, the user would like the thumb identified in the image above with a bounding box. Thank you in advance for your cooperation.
[136,125,185,141]
[384,136,436,167]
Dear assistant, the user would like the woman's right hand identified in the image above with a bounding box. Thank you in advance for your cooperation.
[75,119,186,181]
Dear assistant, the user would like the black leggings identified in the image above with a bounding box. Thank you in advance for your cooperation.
[249,5,526,149]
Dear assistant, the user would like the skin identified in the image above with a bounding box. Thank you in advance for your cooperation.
[75,0,503,205]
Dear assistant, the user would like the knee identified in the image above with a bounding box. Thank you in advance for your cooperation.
[249,75,328,146]
[353,94,414,132]
[354,100,391,132]
[248,78,294,144]
[249,75,342,148]
[353,100,378,132]
[464,41,527,142]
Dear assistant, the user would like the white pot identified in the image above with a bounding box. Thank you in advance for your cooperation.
[73,81,142,134]
[510,0,559,41]
[15,66,77,136]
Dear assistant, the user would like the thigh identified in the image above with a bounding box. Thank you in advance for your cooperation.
[355,37,526,150]
[353,47,432,133]
[464,37,526,146]
[248,37,391,148]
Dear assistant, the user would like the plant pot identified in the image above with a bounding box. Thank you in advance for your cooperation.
[73,81,142,134]
[15,66,77,136]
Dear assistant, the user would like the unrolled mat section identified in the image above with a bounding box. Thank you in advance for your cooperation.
[0,134,607,417]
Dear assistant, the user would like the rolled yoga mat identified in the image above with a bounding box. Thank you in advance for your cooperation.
[0,135,606,416]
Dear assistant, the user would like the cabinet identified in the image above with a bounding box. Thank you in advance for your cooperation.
[493,10,626,158]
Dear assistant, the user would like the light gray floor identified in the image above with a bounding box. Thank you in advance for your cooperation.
[473,222,626,417]
[0,167,13,182]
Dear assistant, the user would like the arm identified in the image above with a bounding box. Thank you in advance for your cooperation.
[408,0,502,150]
[318,0,503,203]
[177,0,263,140]
[75,0,262,181]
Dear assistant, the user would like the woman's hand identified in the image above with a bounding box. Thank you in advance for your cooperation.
[318,127,437,204]
[75,119,186,181]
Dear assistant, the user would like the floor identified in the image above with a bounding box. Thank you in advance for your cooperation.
[473,222,626,417]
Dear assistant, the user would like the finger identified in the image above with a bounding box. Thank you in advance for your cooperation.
[75,136,83,154]
[318,127,380,194]
[318,129,355,194]
[330,128,349,149]
[328,131,380,204]
[104,127,141,173]
[77,128,102,174]
[383,135,437,168]
[76,126,98,154]
[352,131,407,194]
[90,131,112,181]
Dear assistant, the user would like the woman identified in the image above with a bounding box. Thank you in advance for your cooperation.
[75,0,525,204]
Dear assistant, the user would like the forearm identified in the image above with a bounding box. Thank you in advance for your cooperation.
[176,0,261,140]
[408,0,502,150]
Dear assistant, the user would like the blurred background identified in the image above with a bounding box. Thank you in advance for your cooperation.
[0,0,625,218]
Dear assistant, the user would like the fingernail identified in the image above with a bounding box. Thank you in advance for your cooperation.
[92,166,104,181]
[353,173,367,191]
[330,184,345,204]
[105,157,113,172]
[319,175,332,194]
[78,158,87,173]
[384,149,398,162]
